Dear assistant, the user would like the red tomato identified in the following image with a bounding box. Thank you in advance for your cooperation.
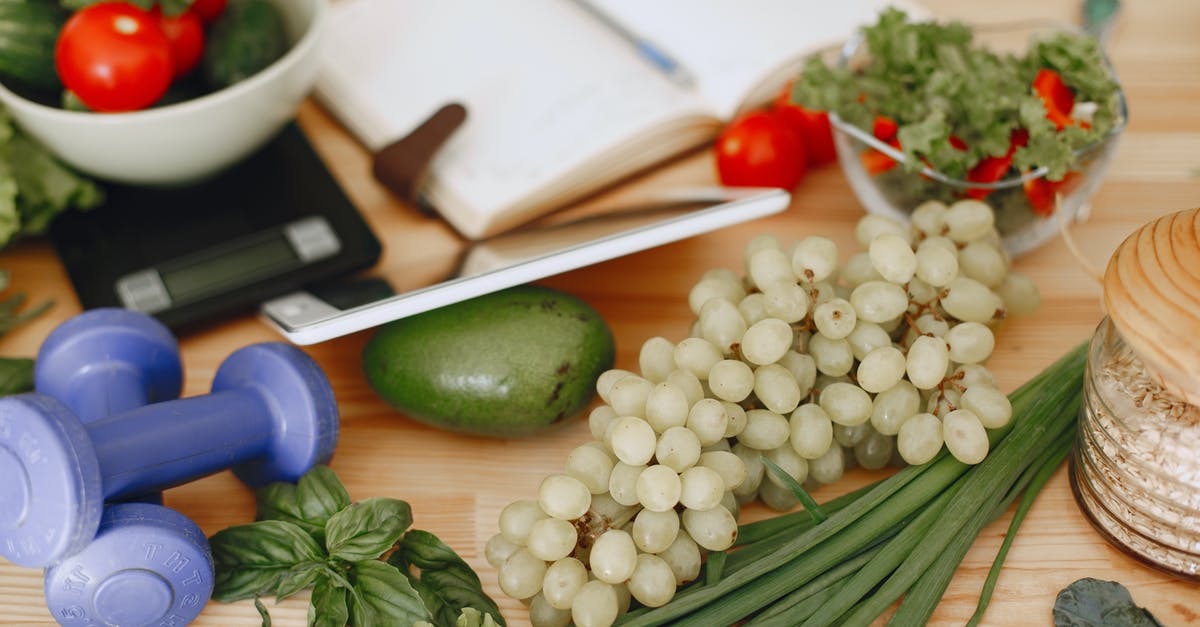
[189,0,228,23]
[715,110,807,189]
[872,115,898,141]
[55,2,173,112]
[155,6,204,77]
[772,85,837,167]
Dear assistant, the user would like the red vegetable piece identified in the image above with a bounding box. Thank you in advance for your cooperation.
[1023,171,1082,217]
[189,0,228,24]
[1033,68,1076,131]
[861,137,902,175]
[771,84,837,167]
[948,135,968,151]
[55,2,174,112]
[154,6,204,78]
[873,115,898,141]
[715,110,808,189]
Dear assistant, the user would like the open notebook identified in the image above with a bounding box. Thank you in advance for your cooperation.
[317,0,918,239]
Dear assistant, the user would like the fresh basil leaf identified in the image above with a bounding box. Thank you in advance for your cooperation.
[0,357,34,396]
[1053,578,1164,627]
[389,529,506,626]
[209,520,326,602]
[324,498,413,562]
[351,559,433,626]
[254,597,272,627]
[308,576,350,627]
[274,562,324,602]
[256,466,351,542]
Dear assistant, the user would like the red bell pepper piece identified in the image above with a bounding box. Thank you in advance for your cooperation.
[1033,68,1076,131]
[873,115,898,141]
[963,128,1029,198]
[861,137,902,175]
[1024,171,1082,217]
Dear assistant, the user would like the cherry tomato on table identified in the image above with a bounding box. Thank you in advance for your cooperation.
[154,6,204,77]
[55,2,174,112]
[715,110,808,189]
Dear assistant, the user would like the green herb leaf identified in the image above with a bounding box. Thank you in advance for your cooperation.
[350,559,433,626]
[0,357,34,396]
[324,498,413,562]
[389,529,507,626]
[273,562,325,602]
[60,0,194,15]
[308,576,350,627]
[1053,578,1164,627]
[209,520,326,602]
[254,597,272,627]
[256,465,351,542]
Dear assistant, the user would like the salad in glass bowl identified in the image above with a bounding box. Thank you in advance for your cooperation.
[791,9,1127,257]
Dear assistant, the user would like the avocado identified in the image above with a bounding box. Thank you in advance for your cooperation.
[362,285,615,437]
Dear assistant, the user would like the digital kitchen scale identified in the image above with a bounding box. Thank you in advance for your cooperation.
[51,123,382,331]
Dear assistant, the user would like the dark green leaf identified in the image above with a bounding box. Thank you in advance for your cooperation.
[274,562,324,602]
[60,0,193,15]
[308,576,350,627]
[1053,578,1163,627]
[209,520,326,602]
[389,530,506,626]
[256,466,351,542]
[325,498,413,562]
[254,597,272,627]
[351,559,433,626]
[0,357,34,396]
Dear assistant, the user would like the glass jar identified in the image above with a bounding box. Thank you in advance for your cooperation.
[1071,317,1200,579]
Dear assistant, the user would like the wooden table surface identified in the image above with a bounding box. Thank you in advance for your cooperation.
[3,0,1200,625]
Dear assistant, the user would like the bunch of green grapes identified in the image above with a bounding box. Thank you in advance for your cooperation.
[487,199,1039,627]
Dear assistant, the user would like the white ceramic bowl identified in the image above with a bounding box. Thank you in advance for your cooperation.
[0,0,326,186]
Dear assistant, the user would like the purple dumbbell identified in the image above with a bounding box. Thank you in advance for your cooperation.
[0,341,338,567]
[35,309,213,626]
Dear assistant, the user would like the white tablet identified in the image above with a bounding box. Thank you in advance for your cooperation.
[259,186,789,344]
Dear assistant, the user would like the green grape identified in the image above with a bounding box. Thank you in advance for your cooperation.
[996,271,1040,317]
[678,466,726,511]
[636,464,682,512]
[628,554,677,608]
[748,247,794,291]
[657,532,701,585]
[737,292,769,325]
[944,199,995,242]
[941,276,1003,323]
[856,345,906,393]
[790,402,834,459]
[915,239,959,287]
[819,382,873,426]
[842,251,884,288]
[688,275,745,316]
[607,416,657,466]
[528,517,580,562]
[869,232,917,284]
[754,363,802,414]
[499,499,546,545]
[730,442,765,497]
[897,412,943,465]
[777,350,817,397]
[644,381,690,433]
[870,380,920,436]
[762,281,810,323]
[655,426,701,472]
[854,429,895,470]
[721,401,748,438]
[945,321,995,364]
[608,462,646,507]
[530,592,572,627]
[846,321,891,361]
[596,369,635,405]
[764,444,809,488]
[631,509,680,554]
[609,375,652,417]
[808,442,846,484]
[850,280,909,323]
[539,474,592,520]
[500,548,548,600]
[960,384,1013,428]
[707,359,754,403]
[542,558,587,610]
[565,442,615,495]
[906,335,950,390]
[833,421,873,448]
[681,505,738,551]
[813,298,858,340]
[699,297,747,355]
[697,450,746,491]
[855,214,910,248]
[571,580,619,627]
[791,235,839,283]
[686,398,729,445]
[741,317,793,365]
[757,477,801,511]
[943,409,989,464]
[958,240,1007,288]
[590,530,638,584]
[588,404,618,442]
[954,363,997,388]
[673,337,723,380]
[486,532,521,568]
[638,337,676,383]
[808,332,854,377]
[927,387,962,419]
[739,409,791,450]
[666,369,704,406]
[910,200,948,237]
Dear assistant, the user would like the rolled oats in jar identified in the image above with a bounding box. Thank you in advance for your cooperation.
[1071,207,1200,579]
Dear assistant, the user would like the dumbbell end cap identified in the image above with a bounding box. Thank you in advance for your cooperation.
[214,343,339,487]
[36,308,182,408]
[0,394,103,567]
[45,503,213,627]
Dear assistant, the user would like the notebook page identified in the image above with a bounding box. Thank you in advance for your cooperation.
[586,0,913,119]
[317,0,713,225]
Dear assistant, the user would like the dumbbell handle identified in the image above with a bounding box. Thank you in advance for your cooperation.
[90,387,275,501]
[64,367,151,425]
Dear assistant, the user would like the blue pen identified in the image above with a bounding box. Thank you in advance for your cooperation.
[568,0,697,89]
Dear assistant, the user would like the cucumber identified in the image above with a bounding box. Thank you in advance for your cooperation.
[202,0,288,89]
[0,0,67,91]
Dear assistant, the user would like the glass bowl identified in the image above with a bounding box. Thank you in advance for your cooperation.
[830,21,1128,258]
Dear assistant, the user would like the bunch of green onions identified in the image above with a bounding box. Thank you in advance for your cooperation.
[617,342,1088,626]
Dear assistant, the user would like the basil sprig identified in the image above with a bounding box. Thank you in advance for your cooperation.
[209,466,505,626]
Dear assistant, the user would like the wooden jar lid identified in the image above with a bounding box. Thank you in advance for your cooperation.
[1102,207,1200,406]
